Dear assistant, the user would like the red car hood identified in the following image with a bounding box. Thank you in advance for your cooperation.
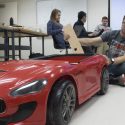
[0,60,68,87]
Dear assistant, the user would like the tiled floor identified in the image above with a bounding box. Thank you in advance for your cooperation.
[69,85,125,125]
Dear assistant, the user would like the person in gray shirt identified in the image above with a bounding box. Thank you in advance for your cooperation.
[79,16,125,86]
[89,16,111,37]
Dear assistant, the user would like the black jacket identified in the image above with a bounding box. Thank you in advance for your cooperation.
[73,20,94,54]
[73,20,89,38]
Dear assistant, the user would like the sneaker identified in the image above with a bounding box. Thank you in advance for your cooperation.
[109,74,125,87]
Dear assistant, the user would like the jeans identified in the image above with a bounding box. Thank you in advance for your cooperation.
[108,63,125,77]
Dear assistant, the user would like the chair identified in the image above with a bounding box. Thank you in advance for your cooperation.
[52,36,70,54]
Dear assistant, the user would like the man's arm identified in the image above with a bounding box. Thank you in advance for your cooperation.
[113,56,125,64]
[102,55,125,65]
[79,37,103,46]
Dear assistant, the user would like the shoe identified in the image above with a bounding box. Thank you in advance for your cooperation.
[109,74,125,87]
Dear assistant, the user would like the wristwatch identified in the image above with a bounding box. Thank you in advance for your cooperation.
[110,58,115,64]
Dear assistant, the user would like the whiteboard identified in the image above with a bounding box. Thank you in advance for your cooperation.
[36,0,87,32]
[110,0,125,30]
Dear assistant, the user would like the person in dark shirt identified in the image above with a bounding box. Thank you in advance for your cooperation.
[73,11,93,54]
[79,16,125,86]
[74,11,88,37]
[47,9,70,49]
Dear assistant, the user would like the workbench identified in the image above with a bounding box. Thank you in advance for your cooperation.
[0,25,48,61]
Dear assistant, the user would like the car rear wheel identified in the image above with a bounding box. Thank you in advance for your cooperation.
[47,79,76,125]
[98,68,109,95]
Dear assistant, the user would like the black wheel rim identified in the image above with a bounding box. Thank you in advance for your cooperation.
[61,84,76,123]
[102,69,109,93]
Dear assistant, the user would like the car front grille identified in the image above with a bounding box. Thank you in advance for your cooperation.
[0,99,6,113]
[0,101,37,124]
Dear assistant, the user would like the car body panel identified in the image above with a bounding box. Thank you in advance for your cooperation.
[0,54,107,125]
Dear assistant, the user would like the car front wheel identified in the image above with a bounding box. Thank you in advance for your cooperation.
[47,79,76,125]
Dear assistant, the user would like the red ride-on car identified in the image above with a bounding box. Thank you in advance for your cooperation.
[0,54,109,125]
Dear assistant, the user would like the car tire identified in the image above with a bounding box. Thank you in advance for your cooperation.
[98,68,109,95]
[47,79,76,125]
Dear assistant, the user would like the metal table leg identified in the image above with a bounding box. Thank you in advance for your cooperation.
[11,31,15,60]
[42,36,44,55]
[4,30,9,61]
[19,37,21,59]
[29,37,32,55]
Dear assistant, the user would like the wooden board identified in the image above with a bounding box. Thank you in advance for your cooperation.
[0,25,47,37]
[64,24,84,54]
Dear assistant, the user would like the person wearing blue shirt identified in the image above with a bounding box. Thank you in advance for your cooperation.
[47,9,70,49]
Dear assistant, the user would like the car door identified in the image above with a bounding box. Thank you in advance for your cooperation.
[76,57,100,101]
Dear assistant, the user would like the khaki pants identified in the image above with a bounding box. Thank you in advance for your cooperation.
[96,42,109,55]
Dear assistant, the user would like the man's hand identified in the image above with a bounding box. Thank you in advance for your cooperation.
[102,55,111,65]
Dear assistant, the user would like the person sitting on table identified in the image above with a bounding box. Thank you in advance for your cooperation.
[47,9,70,49]
[79,16,125,86]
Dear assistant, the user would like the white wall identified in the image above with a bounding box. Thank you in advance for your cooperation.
[0,1,17,25]
[17,0,36,26]
[37,0,87,32]
[110,0,125,30]
[87,0,108,31]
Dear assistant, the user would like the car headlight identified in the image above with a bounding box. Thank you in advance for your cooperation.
[10,79,48,97]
